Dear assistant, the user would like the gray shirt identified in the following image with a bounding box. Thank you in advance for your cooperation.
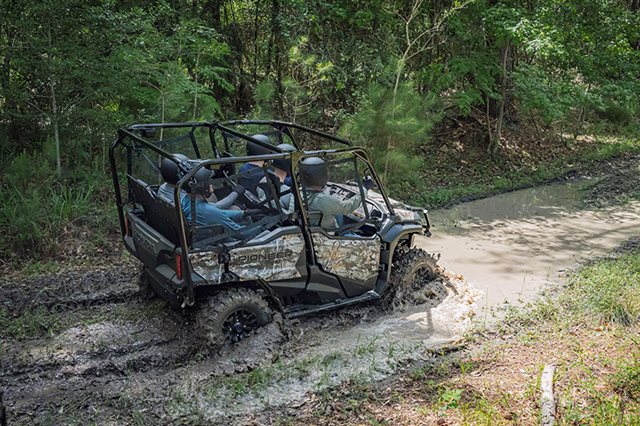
[256,176,295,214]
[157,183,182,204]
[307,188,368,230]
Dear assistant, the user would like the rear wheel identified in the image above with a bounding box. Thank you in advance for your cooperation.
[196,288,272,348]
[386,247,445,308]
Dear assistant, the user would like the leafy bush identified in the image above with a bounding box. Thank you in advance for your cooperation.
[0,151,116,261]
[340,83,441,198]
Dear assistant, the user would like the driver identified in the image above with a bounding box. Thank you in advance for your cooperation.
[256,143,296,214]
[299,157,374,231]
[181,165,261,240]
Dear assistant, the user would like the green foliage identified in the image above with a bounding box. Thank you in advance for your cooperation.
[341,83,440,197]
[612,355,640,401]
[0,306,66,340]
[0,150,116,260]
[251,80,277,119]
[439,388,463,410]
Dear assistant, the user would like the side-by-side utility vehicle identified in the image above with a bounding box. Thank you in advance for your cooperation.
[109,120,441,346]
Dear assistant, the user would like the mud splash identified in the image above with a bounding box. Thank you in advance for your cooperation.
[165,273,480,424]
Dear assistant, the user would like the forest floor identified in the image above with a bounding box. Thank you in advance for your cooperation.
[417,123,640,208]
[1,150,640,425]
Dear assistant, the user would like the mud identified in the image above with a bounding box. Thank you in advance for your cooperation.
[0,259,478,425]
[3,156,640,425]
[0,267,140,316]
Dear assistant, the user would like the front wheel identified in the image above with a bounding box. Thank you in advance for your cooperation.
[386,247,445,308]
[196,288,272,348]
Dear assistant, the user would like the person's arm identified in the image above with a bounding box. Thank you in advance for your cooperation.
[325,188,368,216]
[214,192,237,209]
[225,209,244,222]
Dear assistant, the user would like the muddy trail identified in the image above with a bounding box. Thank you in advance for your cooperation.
[2,154,639,425]
[0,263,478,425]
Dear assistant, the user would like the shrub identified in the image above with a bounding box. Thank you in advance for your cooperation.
[340,83,441,199]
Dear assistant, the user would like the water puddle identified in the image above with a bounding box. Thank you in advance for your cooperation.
[431,179,589,233]
[425,179,640,308]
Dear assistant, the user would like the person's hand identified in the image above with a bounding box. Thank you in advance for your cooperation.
[362,175,374,190]
[233,184,246,195]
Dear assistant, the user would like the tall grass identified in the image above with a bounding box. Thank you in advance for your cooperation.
[0,152,116,261]
[563,251,640,325]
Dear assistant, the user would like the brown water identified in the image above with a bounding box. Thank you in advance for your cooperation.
[424,179,640,309]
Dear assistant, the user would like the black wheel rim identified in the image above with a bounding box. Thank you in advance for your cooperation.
[222,309,260,343]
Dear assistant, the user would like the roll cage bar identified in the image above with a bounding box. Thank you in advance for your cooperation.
[109,120,388,306]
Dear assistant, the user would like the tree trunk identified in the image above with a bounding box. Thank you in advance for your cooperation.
[50,79,61,179]
[192,53,200,121]
[491,39,510,155]
[271,0,284,116]
[252,0,260,83]
[203,0,222,31]
[159,91,165,141]
[1,35,22,146]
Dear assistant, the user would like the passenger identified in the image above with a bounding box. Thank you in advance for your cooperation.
[158,155,244,208]
[180,166,261,240]
[157,153,189,204]
[238,134,273,194]
[256,143,296,214]
[299,157,374,231]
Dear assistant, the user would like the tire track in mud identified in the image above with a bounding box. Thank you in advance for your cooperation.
[0,266,204,425]
[0,264,338,424]
[0,255,477,425]
[0,267,141,316]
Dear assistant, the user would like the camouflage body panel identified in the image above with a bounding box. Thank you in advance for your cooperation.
[312,233,380,282]
[360,190,419,222]
[189,233,305,283]
[394,208,420,222]
[362,189,406,211]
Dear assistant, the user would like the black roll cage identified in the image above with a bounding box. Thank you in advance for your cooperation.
[109,120,391,306]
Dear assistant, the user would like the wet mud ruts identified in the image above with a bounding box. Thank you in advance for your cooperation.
[0,257,476,425]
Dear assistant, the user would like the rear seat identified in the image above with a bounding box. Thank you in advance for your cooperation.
[127,175,186,246]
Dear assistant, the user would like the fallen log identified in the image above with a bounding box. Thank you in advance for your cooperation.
[540,364,556,426]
